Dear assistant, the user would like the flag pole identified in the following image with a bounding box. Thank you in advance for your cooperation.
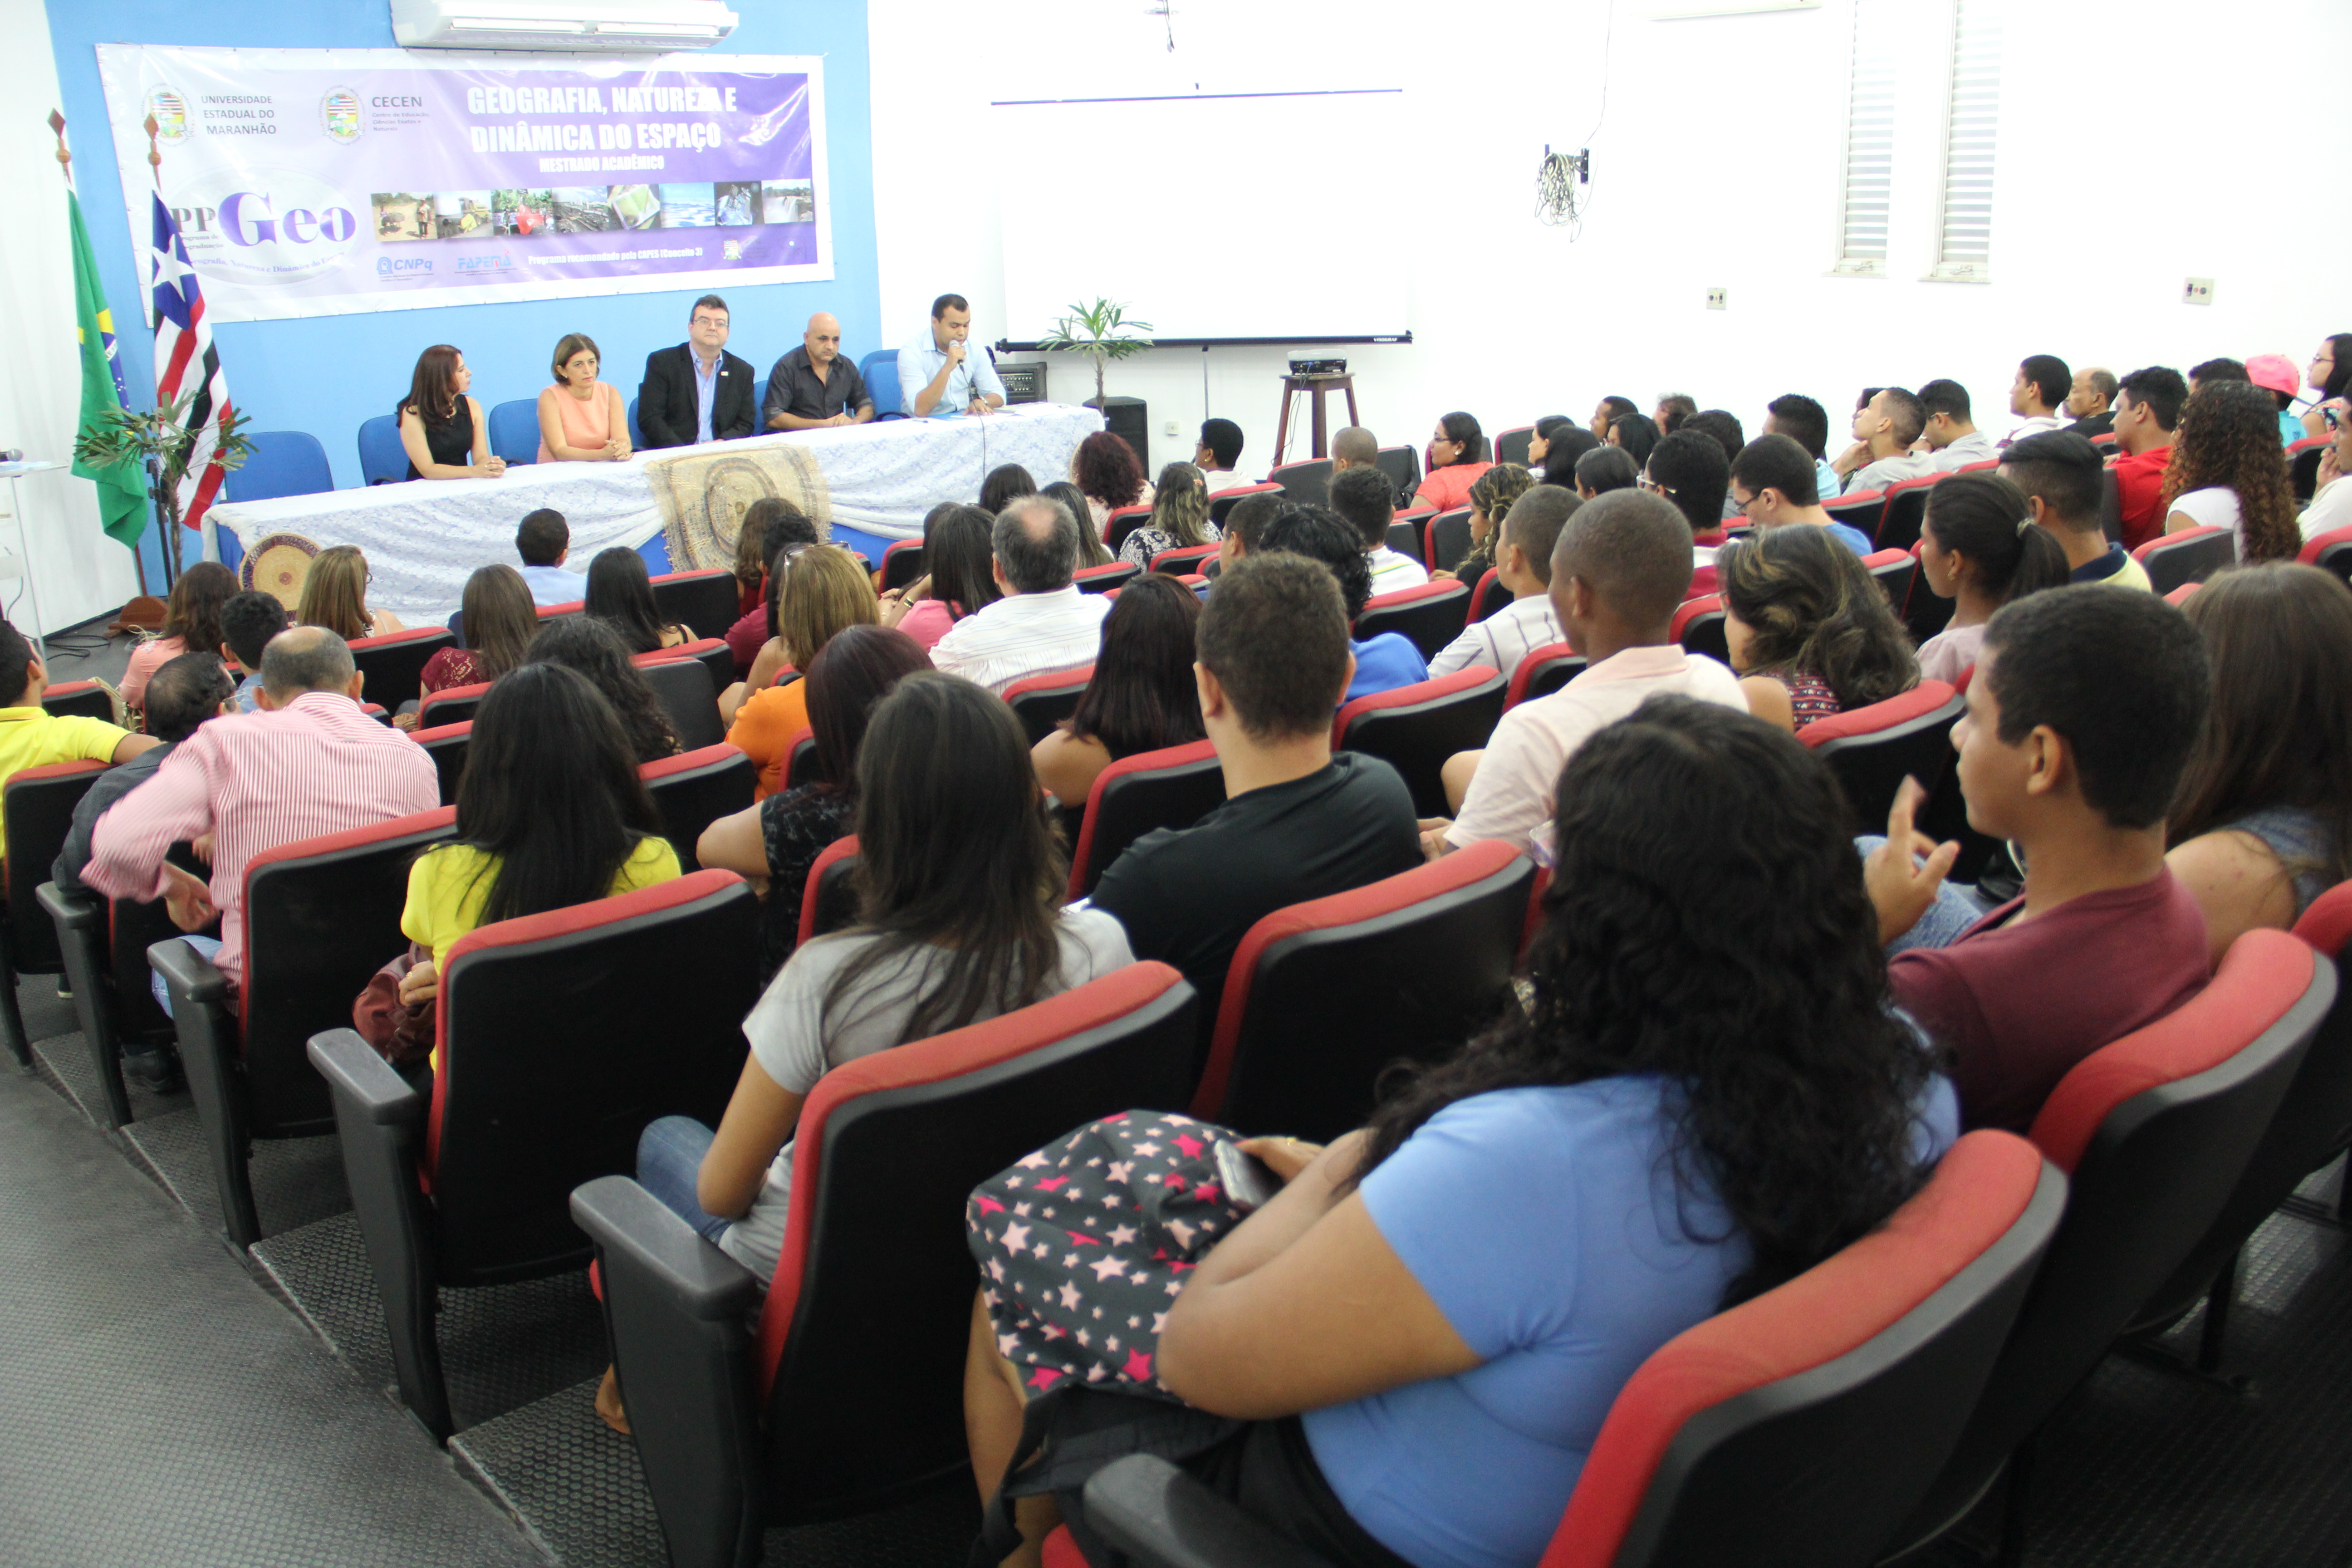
[140,113,183,585]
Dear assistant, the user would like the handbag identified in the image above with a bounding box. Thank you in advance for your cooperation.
[352,941,435,1066]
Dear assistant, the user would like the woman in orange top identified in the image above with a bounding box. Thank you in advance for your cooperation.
[721,546,877,798]
[536,332,632,464]
[1413,410,1494,513]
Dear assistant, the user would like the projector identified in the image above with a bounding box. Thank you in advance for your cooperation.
[1289,355,1348,377]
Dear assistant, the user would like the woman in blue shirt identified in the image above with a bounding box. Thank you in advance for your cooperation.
[969,696,1956,1568]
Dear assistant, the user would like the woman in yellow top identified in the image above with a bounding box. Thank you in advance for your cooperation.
[397,663,681,1038]
[720,545,877,799]
[537,332,633,464]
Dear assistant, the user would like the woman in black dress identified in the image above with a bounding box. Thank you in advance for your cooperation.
[398,343,506,480]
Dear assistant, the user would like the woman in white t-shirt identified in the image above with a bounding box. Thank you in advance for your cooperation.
[2162,379,2301,563]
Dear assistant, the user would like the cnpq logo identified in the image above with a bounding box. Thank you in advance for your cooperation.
[170,169,361,285]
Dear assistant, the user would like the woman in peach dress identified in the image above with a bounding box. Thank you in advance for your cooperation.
[536,333,633,463]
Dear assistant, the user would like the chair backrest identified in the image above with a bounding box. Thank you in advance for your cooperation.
[1671,595,1729,665]
[410,721,472,807]
[537,599,586,624]
[2289,439,2328,502]
[1067,740,1225,899]
[2098,466,2122,541]
[348,627,457,710]
[2296,521,2352,591]
[1820,487,1886,541]
[627,399,645,451]
[356,415,407,485]
[1075,561,1139,595]
[640,745,756,869]
[1494,425,1535,468]
[1901,541,1956,645]
[638,655,725,751]
[858,349,901,417]
[2163,582,2200,607]
[783,726,821,793]
[1469,567,1514,624]
[649,569,740,639]
[880,539,925,592]
[1544,1132,2066,1568]
[1267,458,1333,505]
[1426,507,1476,574]
[796,835,861,947]
[638,638,733,699]
[1862,548,1916,612]
[4,761,110,973]
[1384,519,1427,566]
[2132,523,2234,595]
[1002,665,1095,746]
[753,964,1199,1509]
[415,681,490,730]
[1103,505,1155,551]
[1333,666,1508,817]
[1206,482,1279,524]
[1355,579,1473,662]
[1874,475,1943,553]
[1194,840,1534,1140]
[1798,681,1963,831]
[486,399,539,466]
[41,681,115,723]
[1374,445,1421,504]
[1506,642,1587,709]
[429,870,759,1282]
[1148,543,1220,576]
[1901,930,2333,1548]
[222,431,333,503]
[241,807,461,1136]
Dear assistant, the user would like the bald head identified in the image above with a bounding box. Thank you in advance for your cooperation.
[259,624,359,704]
[804,312,843,367]
[1331,427,1379,469]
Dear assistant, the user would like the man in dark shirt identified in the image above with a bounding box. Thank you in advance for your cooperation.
[763,312,875,431]
[1091,553,1421,1046]
[2062,365,2117,439]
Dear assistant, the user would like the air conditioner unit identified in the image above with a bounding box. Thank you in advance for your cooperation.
[391,0,739,51]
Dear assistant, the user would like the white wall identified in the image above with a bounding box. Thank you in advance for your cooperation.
[0,0,144,633]
[871,0,2352,481]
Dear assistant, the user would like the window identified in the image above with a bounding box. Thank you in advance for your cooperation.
[1928,0,2000,280]
[1831,0,1896,275]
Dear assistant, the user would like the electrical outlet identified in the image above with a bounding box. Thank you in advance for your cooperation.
[2184,277,2215,306]
[1163,420,1179,436]
[0,549,23,582]
[1706,288,1727,310]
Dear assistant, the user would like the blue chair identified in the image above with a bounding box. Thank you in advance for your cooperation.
[860,349,903,419]
[224,432,333,503]
[753,374,769,430]
[627,397,645,451]
[486,399,539,467]
[357,416,407,486]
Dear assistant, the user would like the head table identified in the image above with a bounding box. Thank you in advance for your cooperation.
[206,402,1104,626]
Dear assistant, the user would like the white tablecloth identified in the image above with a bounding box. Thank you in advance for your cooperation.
[207,402,1104,625]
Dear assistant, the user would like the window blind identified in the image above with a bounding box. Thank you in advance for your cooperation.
[1929,0,2000,280]
[1832,0,1895,275]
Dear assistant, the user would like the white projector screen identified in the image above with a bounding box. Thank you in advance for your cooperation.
[990,90,1411,345]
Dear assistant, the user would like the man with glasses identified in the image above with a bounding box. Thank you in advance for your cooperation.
[2298,392,2352,541]
[1730,434,1874,554]
[764,312,875,431]
[637,294,757,449]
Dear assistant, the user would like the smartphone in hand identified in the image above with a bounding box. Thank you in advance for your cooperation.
[1213,1140,1280,1214]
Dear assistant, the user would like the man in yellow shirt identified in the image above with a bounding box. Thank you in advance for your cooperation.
[0,620,160,856]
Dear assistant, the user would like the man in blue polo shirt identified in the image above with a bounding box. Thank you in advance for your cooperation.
[897,293,1005,418]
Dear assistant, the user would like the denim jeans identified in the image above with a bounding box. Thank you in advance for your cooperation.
[636,1115,734,1245]
[1855,835,1998,954]
[152,934,224,1019]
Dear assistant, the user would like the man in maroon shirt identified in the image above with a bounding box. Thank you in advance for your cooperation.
[1866,586,2212,1132]
[2109,365,2187,551]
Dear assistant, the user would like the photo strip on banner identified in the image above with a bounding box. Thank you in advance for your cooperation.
[95,45,833,323]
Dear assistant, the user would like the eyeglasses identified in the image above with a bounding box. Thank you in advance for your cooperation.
[1638,476,1677,497]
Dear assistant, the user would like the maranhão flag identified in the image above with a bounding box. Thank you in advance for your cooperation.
[68,189,146,547]
[149,190,232,537]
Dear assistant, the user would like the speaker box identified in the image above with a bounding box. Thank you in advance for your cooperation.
[1088,396,1148,473]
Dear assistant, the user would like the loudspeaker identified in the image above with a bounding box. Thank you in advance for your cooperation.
[1088,396,1149,474]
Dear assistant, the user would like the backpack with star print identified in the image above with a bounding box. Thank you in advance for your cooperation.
[966,1109,1254,1401]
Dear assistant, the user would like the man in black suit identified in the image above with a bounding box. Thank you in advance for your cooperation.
[637,294,757,449]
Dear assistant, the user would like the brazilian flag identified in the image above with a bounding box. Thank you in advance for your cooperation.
[67,191,147,548]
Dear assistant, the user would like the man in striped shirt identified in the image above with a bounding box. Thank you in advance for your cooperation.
[86,627,440,1003]
[931,495,1110,695]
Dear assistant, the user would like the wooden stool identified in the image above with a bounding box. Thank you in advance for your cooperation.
[1274,373,1359,461]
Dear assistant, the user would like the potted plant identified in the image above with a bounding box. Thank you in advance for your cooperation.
[1038,298,1156,467]
[73,390,255,582]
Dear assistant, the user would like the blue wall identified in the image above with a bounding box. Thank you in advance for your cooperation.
[46,0,879,587]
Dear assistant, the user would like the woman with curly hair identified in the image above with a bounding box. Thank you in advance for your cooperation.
[961,695,1953,1568]
[1718,524,1918,732]
[520,617,680,764]
[1434,461,1533,583]
[1070,431,1151,536]
[2162,379,2300,562]
[1412,411,1492,512]
[1115,464,1221,564]
[729,497,808,618]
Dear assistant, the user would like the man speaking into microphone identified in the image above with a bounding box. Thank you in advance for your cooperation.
[897,293,1005,418]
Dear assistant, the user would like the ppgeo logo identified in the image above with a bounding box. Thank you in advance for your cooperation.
[172,169,361,285]
[377,255,434,277]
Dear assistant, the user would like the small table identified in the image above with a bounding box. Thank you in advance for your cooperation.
[1274,374,1359,461]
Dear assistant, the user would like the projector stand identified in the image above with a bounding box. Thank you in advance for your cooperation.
[1274,374,1358,462]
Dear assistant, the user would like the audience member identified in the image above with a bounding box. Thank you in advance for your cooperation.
[2000,431,2151,588]
[523,617,681,764]
[1588,394,1638,439]
[1258,503,1427,702]
[1730,435,1874,554]
[2110,366,2186,549]
[1536,425,1600,490]
[1719,526,1917,732]
[1032,574,1206,808]
[1437,491,1744,853]
[1764,392,1841,502]
[2245,354,2310,444]
[1215,491,1282,572]
[724,546,879,798]
[397,343,503,480]
[725,513,823,673]
[398,566,535,730]
[980,463,1039,517]
[1573,446,1639,499]
[218,590,287,714]
[2004,355,2070,445]
[0,621,157,858]
[1194,417,1250,487]
[2299,333,2352,438]
[932,495,1112,694]
[585,546,693,654]
[1653,393,1698,434]
[700,626,929,982]
[1867,587,2210,1132]
[298,545,404,642]
[1644,427,1733,552]
[515,508,583,607]
[1042,481,1114,568]
[1428,485,1577,678]
[1681,410,1746,521]
[730,497,807,617]
[537,332,632,463]
[1414,412,1493,512]
[1071,431,1152,534]
[122,561,234,710]
[1918,379,1997,471]
[2189,358,2249,392]
[1524,415,1574,471]
[1092,553,1419,1034]
[882,504,998,652]
[2063,366,2118,438]
[1328,426,1382,476]
[1330,466,1428,595]
[85,627,436,1005]
[1912,473,2070,682]
[1117,464,1222,565]
[1606,412,1660,470]
[1833,386,1931,494]
[2162,380,2300,562]
[1439,462,1534,586]
[2297,392,2352,540]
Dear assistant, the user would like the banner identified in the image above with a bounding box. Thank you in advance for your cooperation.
[95,45,832,323]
